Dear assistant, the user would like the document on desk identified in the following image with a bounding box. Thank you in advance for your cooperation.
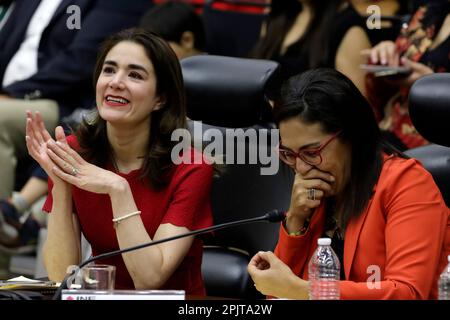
[0,276,59,290]
[61,289,185,300]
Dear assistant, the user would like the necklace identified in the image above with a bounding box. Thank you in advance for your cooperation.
[325,199,344,240]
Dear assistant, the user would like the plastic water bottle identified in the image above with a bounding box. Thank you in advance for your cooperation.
[438,255,450,300]
[308,238,341,300]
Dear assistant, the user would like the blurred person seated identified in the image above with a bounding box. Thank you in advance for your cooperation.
[363,0,450,150]
[352,0,411,16]
[247,68,450,300]
[351,0,412,44]
[26,29,214,294]
[249,0,371,97]
[139,1,206,60]
[0,171,47,253]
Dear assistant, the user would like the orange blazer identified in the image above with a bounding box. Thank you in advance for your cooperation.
[275,155,450,299]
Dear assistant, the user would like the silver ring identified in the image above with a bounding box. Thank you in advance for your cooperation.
[308,188,316,201]
[71,167,79,176]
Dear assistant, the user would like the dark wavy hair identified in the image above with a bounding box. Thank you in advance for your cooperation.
[139,1,205,51]
[274,68,407,229]
[76,28,186,189]
[249,0,345,68]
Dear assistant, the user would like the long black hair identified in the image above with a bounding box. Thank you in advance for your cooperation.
[274,68,407,229]
[76,28,186,189]
[249,0,345,68]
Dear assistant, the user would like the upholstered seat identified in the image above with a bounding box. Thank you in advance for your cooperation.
[181,55,292,298]
[406,73,450,207]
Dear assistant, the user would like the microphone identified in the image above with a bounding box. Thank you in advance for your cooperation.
[52,209,285,299]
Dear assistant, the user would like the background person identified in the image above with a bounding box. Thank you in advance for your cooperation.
[139,1,206,60]
[249,0,371,97]
[363,0,450,150]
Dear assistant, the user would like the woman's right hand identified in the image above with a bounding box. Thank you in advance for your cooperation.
[286,169,334,231]
[363,40,400,67]
[25,111,69,186]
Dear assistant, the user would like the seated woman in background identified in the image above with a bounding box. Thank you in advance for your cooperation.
[249,0,371,97]
[25,28,213,294]
[139,1,206,60]
[364,0,450,150]
[0,168,47,252]
[351,0,412,45]
[247,68,449,299]
[351,0,410,15]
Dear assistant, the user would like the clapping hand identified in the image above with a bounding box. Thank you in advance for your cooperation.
[25,111,68,186]
[45,136,127,195]
[26,111,127,194]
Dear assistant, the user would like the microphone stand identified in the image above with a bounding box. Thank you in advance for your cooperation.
[52,209,285,300]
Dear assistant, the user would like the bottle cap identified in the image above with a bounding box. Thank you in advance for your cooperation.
[317,238,331,246]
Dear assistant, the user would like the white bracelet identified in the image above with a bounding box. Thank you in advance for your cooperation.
[112,210,141,227]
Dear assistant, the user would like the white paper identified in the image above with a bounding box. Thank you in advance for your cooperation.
[6,276,42,283]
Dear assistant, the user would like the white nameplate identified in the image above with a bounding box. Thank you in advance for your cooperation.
[61,289,185,300]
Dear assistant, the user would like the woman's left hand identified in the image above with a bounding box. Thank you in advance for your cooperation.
[247,251,309,299]
[389,57,434,87]
[46,140,127,195]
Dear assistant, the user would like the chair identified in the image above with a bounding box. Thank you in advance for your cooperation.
[181,55,293,298]
[405,73,450,206]
[202,1,268,57]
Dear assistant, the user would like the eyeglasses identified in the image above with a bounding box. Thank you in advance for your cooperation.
[278,131,342,166]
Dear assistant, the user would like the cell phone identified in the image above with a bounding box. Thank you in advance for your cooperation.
[360,64,411,78]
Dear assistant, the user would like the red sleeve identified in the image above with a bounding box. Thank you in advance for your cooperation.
[42,178,54,213]
[274,205,326,278]
[340,159,449,299]
[161,161,214,231]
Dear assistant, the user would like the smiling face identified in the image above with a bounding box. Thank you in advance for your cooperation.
[95,41,163,126]
[279,117,352,196]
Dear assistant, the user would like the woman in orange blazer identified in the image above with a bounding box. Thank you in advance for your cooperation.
[247,68,450,299]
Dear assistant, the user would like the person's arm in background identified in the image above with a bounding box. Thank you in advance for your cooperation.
[351,0,400,17]
[363,41,434,86]
[395,57,433,86]
[18,175,48,209]
[365,40,400,66]
[335,26,372,97]
[2,0,150,101]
